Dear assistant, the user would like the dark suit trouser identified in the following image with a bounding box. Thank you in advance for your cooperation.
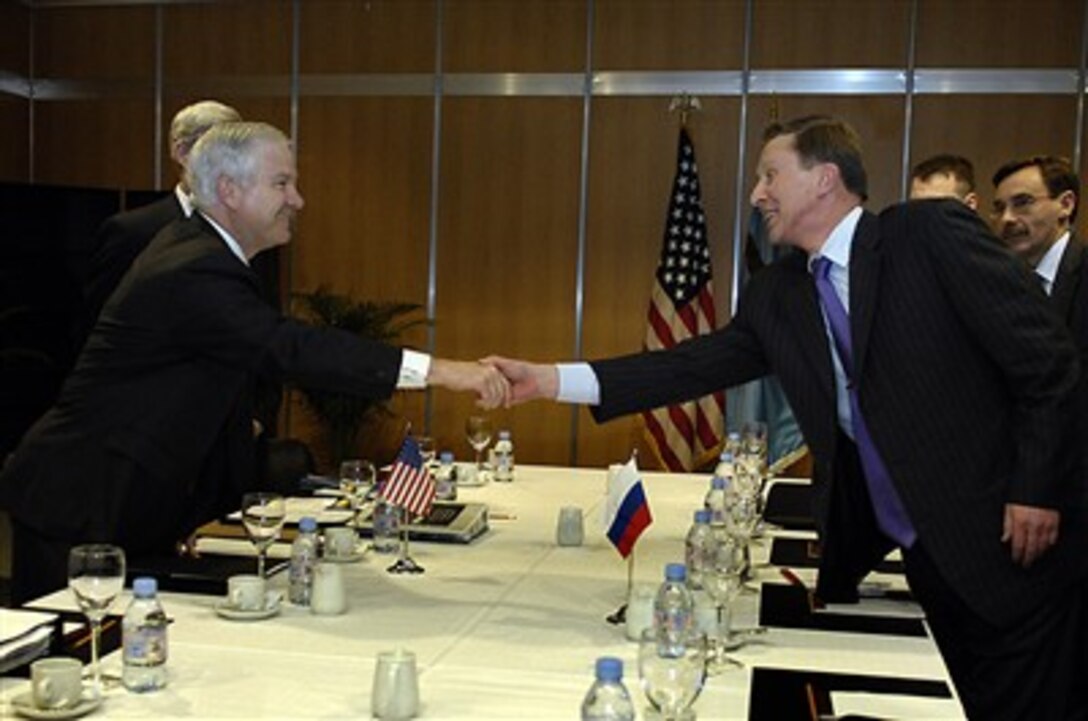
[904,542,1088,721]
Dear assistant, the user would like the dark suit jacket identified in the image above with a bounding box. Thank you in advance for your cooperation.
[0,214,403,551]
[77,193,184,348]
[1051,235,1088,507]
[590,200,1084,626]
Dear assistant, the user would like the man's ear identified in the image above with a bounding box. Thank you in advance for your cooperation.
[217,175,238,210]
[962,192,980,212]
[817,162,840,196]
[1056,189,1077,226]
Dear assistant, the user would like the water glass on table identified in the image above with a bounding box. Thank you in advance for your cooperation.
[638,628,707,721]
[241,492,286,578]
[68,544,126,698]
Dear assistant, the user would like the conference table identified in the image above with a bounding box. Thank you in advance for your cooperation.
[1,465,964,719]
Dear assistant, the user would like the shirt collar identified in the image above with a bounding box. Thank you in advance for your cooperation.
[809,206,863,273]
[1033,231,1069,295]
[198,211,250,267]
[175,184,195,218]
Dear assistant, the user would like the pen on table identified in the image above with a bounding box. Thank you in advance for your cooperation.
[489,512,517,520]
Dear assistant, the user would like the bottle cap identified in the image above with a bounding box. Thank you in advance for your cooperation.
[694,509,711,524]
[711,476,726,490]
[664,562,687,582]
[439,451,454,463]
[132,576,157,598]
[498,430,511,440]
[728,431,741,441]
[299,516,318,533]
[719,451,734,462]
[594,656,623,682]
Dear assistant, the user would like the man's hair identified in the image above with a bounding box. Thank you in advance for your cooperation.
[169,100,242,159]
[763,115,868,200]
[911,154,975,193]
[992,155,1080,223]
[187,122,288,210]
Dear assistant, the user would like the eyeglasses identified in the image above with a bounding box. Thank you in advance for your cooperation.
[991,193,1050,219]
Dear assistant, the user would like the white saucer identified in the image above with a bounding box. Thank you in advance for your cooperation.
[214,594,282,621]
[323,549,367,564]
[11,692,102,720]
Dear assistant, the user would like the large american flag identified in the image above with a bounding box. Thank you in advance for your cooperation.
[381,436,436,518]
[641,127,725,471]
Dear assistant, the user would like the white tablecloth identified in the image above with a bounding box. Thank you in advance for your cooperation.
[1,465,964,719]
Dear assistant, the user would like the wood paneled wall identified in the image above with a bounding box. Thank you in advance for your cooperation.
[9,0,1088,470]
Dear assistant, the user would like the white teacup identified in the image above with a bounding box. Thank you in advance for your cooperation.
[311,562,347,615]
[371,648,419,720]
[324,526,357,560]
[31,657,83,710]
[227,574,266,612]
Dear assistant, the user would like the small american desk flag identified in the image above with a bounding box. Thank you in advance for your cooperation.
[382,436,435,518]
[642,127,725,471]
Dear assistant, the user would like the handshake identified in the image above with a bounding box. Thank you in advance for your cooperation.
[427,356,559,410]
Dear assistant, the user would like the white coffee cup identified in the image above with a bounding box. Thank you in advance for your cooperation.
[311,562,347,615]
[625,585,655,641]
[228,574,266,612]
[325,526,357,560]
[371,648,419,720]
[555,506,584,546]
[31,657,83,710]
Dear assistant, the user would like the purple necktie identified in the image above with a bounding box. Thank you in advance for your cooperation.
[813,257,917,548]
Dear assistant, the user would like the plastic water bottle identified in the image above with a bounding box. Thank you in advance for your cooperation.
[580,656,635,721]
[288,516,319,606]
[122,576,168,692]
[493,430,515,483]
[653,563,694,654]
[684,509,715,591]
[704,458,731,532]
[435,451,458,501]
[372,494,400,554]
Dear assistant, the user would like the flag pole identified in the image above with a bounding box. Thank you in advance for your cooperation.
[606,447,642,625]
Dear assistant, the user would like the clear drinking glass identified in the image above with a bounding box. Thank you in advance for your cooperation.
[340,459,377,528]
[68,544,126,698]
[703,534,746,672]
[464,416,492,471]
[638,628,708,721]
[241,491,286,578]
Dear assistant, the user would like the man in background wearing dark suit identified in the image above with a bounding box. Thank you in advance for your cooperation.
[490,117,1087,719]
[0,122,510,604]
[77,100,242,346]
[992,154,1088,559]
[908,153,979,211]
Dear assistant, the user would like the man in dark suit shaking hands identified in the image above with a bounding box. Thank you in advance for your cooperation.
[490,116,1087,720]
[1,122,509,605]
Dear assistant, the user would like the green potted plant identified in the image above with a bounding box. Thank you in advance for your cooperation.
[290,286,426,468]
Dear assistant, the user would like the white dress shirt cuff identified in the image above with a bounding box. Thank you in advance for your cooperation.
[398,349,431,389]
[556,363,600,405]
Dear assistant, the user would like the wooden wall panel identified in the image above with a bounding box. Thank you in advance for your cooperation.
[34,6,155,78]
[434,98,583,464]
[917,0,1081,67]
[751,0,911,68]
[0,1,29,74]
[163,1,292,79]
[444,0,586,71]
[300,0,436,73]
[911,95,1080,231]
[34,100,154,189]
[283,96,434,465]
[746,97,907,211]
[594,0,745,70]
[578,97,739,468]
